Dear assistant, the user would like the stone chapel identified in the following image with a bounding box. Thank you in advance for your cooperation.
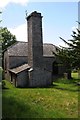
[3,11,64,87]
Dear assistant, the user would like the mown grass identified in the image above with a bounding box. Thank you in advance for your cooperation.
[2,73,79,119]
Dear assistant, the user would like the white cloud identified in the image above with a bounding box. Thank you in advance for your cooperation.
[0,0,28,8]
[8,23,27,42]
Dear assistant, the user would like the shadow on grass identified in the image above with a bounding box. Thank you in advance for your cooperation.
[2,96,43,118]
[53,86,80,92]
[52,82,80,92]
[51,77,80,92]
[54,78,80,84]
[16,84,80,93]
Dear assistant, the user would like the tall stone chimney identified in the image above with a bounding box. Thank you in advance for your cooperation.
[26,11,52,87]
[27,11,43,69]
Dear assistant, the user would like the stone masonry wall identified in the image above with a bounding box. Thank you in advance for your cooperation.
[9,56,28,69]
[27,11,43,69]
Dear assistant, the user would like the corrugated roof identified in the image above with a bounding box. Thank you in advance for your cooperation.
[9,64,30,74]
[6,41,58,57]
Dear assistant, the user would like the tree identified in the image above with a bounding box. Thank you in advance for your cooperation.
[53,43,73,79]
[0,27,16,51]
[70,28,80,78]
[58,27,80,79]
[70,29,80,69]
[0,12,16,51]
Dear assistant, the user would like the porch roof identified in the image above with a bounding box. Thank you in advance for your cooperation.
[9,64,31,74]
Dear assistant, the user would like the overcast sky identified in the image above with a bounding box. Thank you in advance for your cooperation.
[0,1,78,47]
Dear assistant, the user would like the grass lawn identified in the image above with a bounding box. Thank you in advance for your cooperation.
[2,74,79,119]
[71,72,79,79]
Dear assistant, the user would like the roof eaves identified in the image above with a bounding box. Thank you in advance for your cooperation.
[9,64,31,74]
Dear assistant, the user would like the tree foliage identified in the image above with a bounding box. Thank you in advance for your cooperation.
[56,26,80,79]
[0,27,17,51]
[0,12,16,51]
[59,28,80,70]
[70,29,80,69]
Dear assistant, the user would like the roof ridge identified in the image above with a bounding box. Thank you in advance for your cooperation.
[4,41,28,51]
[3,41,19,52]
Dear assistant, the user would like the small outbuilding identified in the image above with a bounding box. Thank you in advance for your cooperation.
[9,64,30,87]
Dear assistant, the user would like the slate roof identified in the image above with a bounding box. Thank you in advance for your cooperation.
[43,43,58,57]
[7,41,28,56]
[5,41,58,57]
[9,64,31,74]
